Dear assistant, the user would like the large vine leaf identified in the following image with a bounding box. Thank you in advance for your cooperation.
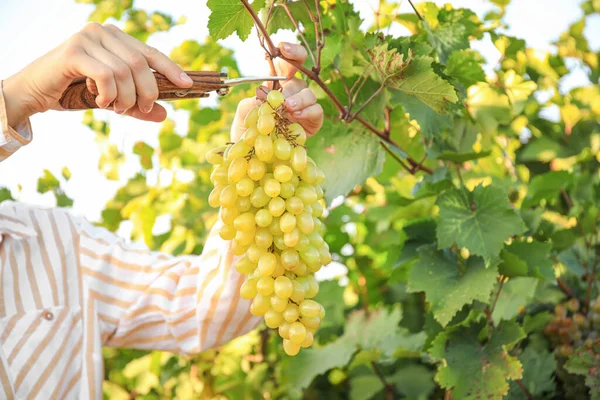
[280,306,423,389]
[501,240,554,280]
[407,245,498,327]
[207,0,265,41]
[429,321,526,400]
[307,119,385,204]
[421,3,483,63]
[445,49,486,88]
[266,1,311,34]
[392,91,452,139]
[368,44,457,113]
[436,184,527,262]
[506,346,556,399]
[467,83,512,135]
[491,277,539,325]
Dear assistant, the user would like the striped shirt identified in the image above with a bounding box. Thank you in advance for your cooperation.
[0,82,260,399]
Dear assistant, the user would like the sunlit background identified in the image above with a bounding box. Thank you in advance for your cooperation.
[0,0,598,225]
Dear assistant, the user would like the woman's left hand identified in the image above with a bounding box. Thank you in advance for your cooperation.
[231,42,323,142]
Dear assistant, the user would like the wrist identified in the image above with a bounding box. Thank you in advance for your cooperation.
[2,74,36,128]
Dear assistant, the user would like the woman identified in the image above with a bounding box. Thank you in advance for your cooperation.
[0,23,323,399]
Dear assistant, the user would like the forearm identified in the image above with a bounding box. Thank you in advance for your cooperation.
[80,219,259,354]
[2,74,35,129]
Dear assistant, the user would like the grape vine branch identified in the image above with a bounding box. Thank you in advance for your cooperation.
[240,0,433,175]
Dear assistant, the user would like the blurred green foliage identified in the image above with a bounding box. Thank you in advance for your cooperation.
[1,0,598,398]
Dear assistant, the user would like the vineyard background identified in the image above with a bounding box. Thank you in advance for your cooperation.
[0,0,599,399]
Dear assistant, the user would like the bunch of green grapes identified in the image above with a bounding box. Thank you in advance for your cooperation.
[544,297,600,357]
[206,90,330,356]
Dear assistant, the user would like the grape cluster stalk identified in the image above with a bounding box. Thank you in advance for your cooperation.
[206,91,331,356]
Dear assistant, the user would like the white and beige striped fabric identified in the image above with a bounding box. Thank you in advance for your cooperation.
[0,84,260,399]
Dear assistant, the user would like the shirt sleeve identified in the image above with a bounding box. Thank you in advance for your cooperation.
[0,80,32,162]
[76,217,261,355]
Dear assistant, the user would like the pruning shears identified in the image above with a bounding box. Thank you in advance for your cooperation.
[59,71,287,110]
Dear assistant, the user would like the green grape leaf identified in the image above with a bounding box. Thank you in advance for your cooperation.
[503,240,554,280]
[506,346,556,399]
[133,141,154,170]
[0,188,13,203]
[565,340,600,399]
[281,306,414,389]
[500,70,537,115]
[80,0,133,23]
[519,136,566,163]
[386,56,458,113]
[37,170,61,194]
[55,193,74,208]
[389,364,436,399]
[392,91,452,139]
[498,250,528,277]
[350,375,384,400]
[344,306,403,353]
[279,336,356,390]
[407,245,498,327]
[61,167,72,181]
[467,83,511,135]
[307,119,385,204]
[267,1,316,34]
[436,185,527,261]
[445,49,486,88]
[491,277,538,325]
[423,4,482,62]
[522,171,573,207]
[314,279,346,327]
[429,321,526,400]
[98,143,124,181]
[207,0,265,41]
[411,168,454,199]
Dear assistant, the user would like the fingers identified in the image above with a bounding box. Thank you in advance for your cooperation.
[65,52,117,109]
[124,102,167,122]
[283,88,316,114]
[81,37,137,113]
[235,86,322,140]
[103,24,193,89]
[281,78,307,97]
[276,43,308,79]
[72,22,193,118]
[288,104,324,135]
[93,29,158,113]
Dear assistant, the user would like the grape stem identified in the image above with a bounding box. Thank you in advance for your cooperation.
[239,0,433,175]
[370,361,396,400]
[515,379,533,400]
[407,0,423,21]
[489,276,506,315]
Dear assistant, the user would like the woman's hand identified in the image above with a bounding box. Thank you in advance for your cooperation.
[231,43,323,142]
[3,23,193,127]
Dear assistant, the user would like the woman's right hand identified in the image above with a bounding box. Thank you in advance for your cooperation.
[3,23,194,127]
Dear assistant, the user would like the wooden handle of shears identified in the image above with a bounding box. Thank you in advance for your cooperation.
[58,71,226,110]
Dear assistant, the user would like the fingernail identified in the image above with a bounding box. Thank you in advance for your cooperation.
[181,72,193,84]
[294,110,302,117]
[142,106,152,114]
[283,43,291,54]
[286,98,297,109]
